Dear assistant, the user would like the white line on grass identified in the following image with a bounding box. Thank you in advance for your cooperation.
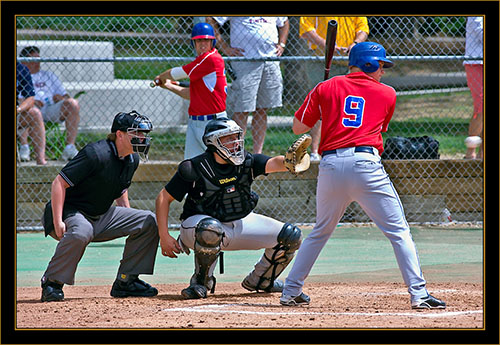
[163,304,482,318]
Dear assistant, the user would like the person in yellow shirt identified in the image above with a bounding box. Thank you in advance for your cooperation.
[299,17,369,161]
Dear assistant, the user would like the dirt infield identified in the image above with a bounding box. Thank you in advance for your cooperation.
[16,281,482,329]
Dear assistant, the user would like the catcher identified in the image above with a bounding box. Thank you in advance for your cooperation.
[155,117,311,299]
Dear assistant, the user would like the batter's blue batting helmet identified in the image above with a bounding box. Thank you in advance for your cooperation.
[348,42,394,73]
[191,22,216,48]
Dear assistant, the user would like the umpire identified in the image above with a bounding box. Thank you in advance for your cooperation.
[40,110,159,302]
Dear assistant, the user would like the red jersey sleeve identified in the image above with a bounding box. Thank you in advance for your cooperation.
[181,49,227,116]
[183,51,215,81]
[294,83,323,128]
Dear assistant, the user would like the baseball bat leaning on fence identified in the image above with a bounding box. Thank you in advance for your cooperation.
[324,19,338,81]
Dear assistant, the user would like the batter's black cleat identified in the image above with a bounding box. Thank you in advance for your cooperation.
[411,294,446,309]
[279,292,310,306]
[41,280,64,302]
[110,278,158,298]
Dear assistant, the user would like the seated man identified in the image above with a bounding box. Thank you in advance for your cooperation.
[17,61,47,165]
[20,46,80,161]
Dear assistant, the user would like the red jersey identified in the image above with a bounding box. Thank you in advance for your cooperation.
[182,48,227,116]
[295,72,396,154]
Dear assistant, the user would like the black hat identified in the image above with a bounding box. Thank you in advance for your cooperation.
[111,110,152,133]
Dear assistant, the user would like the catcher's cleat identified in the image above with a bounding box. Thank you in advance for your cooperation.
[181,284,208,299]
[411,294,446,309]
[181,276,216,299]
[241,278,284,293]
[279,292,310,306]
[110,278,158,298]
[41,280,64,302]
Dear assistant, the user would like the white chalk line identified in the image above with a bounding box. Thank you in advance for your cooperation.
[362,289,460,296]
[163,304,483,319]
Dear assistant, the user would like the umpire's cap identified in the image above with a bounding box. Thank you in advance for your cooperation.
[348,42,394,73]
[111,110,153,133]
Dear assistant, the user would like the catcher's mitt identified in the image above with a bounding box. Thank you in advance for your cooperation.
[284,134,312,175]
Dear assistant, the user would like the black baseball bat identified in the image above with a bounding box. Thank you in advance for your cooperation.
[324,20,338,80]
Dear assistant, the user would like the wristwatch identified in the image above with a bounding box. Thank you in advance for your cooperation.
[279,42,286,48]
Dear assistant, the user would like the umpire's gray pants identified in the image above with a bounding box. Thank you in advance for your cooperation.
[43,206,159,285]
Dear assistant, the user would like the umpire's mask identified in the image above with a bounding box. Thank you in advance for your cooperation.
[112,110,153,161]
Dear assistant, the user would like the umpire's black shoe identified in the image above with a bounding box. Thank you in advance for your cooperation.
[110,278,158,298]
[411,294,446,309]
[41,280,64,302]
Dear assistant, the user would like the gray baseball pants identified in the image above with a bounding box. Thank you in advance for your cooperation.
[283,147,429,303]
[42,206,159,285]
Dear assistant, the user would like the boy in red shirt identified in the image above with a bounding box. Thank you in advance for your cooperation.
[280,42,446,310]
[155,22,227,159]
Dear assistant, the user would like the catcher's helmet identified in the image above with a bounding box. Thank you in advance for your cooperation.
[111,110,153,160]
[191,22,216,48]
[203,117,245,165]
[348,42,394,73]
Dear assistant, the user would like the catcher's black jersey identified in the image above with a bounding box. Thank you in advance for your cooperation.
[165,151,270,221]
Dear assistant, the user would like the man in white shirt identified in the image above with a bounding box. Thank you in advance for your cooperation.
[207,17,289,154]
[20,46,81,161]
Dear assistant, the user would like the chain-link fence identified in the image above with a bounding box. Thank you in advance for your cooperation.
[16,16,483,229]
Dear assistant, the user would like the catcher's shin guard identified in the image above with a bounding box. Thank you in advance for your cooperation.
[187,217,224,297]
[242,223,302,292]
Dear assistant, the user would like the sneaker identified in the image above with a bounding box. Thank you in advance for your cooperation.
[19,145,30,161]
[110,277,158,298]
[411,294,446,309]
[61,144,78,161]
[41,279,64,302]
[241,277,284,293]
[280,292,310,306]
[310,153,321,162]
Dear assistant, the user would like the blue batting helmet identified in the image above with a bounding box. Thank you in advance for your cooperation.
[348,42,394,73]
[191,22,216,48]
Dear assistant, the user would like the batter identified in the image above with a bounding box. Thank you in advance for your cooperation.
[280,42,446,310]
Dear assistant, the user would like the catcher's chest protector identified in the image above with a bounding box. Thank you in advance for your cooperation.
[187,154,258,222]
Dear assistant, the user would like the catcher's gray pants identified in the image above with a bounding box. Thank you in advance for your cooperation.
[43,206,159,285]
[179,212,285,280]
[283,147,429,303]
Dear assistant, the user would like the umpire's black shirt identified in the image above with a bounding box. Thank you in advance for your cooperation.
[58,139,139,216]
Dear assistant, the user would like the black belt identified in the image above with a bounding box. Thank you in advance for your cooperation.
[322,146,375,157]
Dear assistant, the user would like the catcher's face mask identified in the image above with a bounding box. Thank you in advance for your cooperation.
[217,132,245,165]
[203,119,245,165]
